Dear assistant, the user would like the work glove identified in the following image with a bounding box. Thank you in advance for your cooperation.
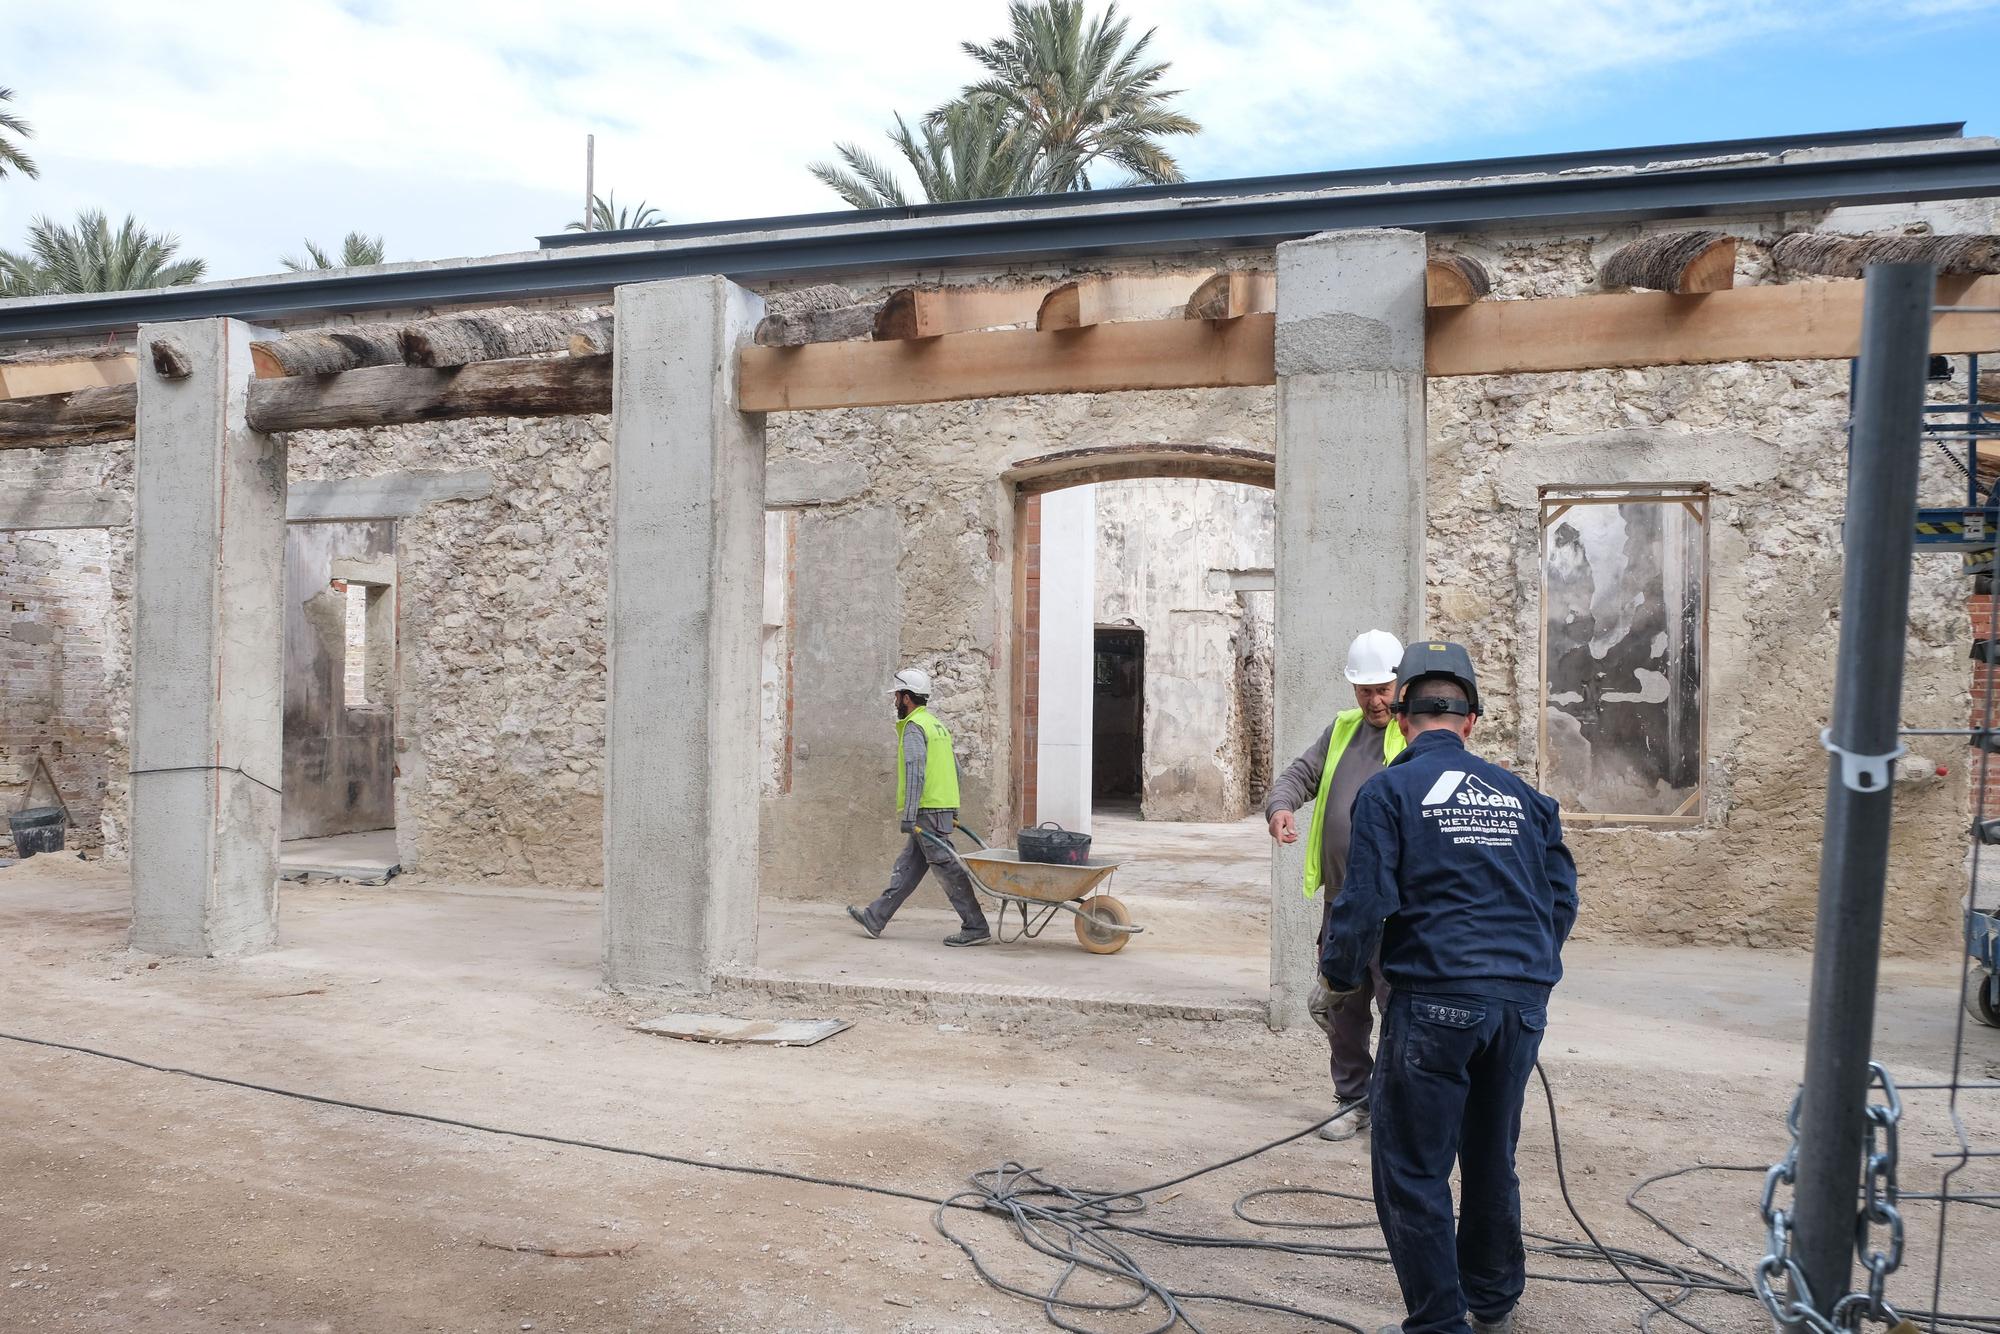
[1308,975,1358,1039]
[900,818,916,835]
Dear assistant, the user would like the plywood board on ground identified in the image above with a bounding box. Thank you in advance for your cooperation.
[632,1013,852,1047]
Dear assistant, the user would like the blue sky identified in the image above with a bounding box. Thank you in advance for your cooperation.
[3,1,1996,282]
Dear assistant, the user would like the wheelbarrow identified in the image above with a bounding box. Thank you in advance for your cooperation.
[921,826,1142,954]
[1968,908,1999,1028]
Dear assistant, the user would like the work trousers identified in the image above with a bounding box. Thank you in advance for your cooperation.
[1319,892,1390,1102]
[1370,989,1547,1334]
[859,809,990,934]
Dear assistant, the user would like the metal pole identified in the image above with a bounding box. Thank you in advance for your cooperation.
[1790,261,1935,1320]
[583,134,596,232]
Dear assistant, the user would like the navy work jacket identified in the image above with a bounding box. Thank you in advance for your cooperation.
[1320,729,1579,1005]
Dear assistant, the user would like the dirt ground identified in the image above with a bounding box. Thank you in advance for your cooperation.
[1,855,1995,1333]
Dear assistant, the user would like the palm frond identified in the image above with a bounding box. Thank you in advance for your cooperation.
[819,1,1200,206]
[0,86,37,181]
[7,209,205,293]
[564,192,667,232]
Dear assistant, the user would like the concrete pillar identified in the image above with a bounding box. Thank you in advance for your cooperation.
[1036,485,1096,833]
[130,319,284,956]
[603,277,767,990]
[1269,229,1427,1029]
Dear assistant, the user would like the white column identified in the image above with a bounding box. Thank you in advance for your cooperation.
[603,276,767,990]
[130,319,284,956]
[1036,485,1096,833]
[1269,229,1428,1029]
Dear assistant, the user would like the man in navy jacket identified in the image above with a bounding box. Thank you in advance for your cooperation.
[1319,642,1578,1334]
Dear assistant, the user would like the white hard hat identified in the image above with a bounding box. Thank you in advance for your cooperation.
[890,667,933,696]
[1343,630,1404,685]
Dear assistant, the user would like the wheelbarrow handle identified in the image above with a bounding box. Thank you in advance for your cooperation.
[917,824,985,852]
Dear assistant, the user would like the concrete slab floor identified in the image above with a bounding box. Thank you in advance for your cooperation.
[279,827,400,882]
[0,862,1995,1332]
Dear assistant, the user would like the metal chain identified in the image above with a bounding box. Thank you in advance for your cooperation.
[1754,1065,1906,1331]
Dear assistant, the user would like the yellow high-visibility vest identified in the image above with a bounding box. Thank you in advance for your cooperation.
[895,707,962,810]
[1302,708,1405,898]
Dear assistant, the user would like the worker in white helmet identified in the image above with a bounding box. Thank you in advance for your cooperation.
[847,668,993,947]
[1263,629,1406,1141]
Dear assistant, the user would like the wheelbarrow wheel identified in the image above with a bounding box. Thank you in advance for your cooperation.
[1075,895,1132,955]
[1968,966,2000,1029]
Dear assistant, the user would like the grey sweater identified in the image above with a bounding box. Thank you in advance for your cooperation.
[1264,718,1391,898]
[902,725,927,823]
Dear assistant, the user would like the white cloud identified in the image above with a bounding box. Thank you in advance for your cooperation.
[0,0,1991,280]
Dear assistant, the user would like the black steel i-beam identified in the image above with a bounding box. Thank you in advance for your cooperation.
[2,143,1999,342]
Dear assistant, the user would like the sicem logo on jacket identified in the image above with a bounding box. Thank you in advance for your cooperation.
[1420,771,1524,813]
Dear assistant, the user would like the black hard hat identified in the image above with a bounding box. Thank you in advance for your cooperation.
[1393,640,1481,718]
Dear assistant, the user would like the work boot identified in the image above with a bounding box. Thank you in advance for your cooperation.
[943,928,992,948]
[846,905,882,939]
[1319,1098,1369,1141]
[1469,1312,1515,1334]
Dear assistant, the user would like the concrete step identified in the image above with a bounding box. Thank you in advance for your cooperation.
[712,965,1267,1024]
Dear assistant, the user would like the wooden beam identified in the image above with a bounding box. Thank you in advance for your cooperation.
[1774,231,2000,278]
[399,309,601,368]
[752,283,869,347]
[148,337,193,380]
[1183,271,1275,322]
[740,314,1275,412]
[11,273,2000,446]
[567,315,614,357]
[1186,262,1490,317]
[755,301,879,347]
[0,382,138,447]
[1427,274,2000,376]
[1598,230,1736,294]
[1036,272,1214,331]
[244,355,611,433]
[873,285,1046,340]
[250,326,404,378]
[1425,255,1492,306]
[0,354,136,400]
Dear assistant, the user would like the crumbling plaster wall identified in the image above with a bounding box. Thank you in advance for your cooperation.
[0,441,131,858]
[1422,224,1976,955]
[283,416,611,885]
[0,527,115,848]
[1093,477,1275,820]
[5,213,1983,953]
[758,386,1276,897]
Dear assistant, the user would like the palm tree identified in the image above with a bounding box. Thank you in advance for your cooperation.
[810,99,1047,209]
[0,87,36,180]
[0,210,205,296]
[808,1,1200,208]
[957,0,1200,191]
[565,192,666,232]
[283,231,386,271]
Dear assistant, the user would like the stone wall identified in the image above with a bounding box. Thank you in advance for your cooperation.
[1,527,115,850]
[758,387,1275,896]
[285,416,612,886]
[1093,477,1275,820]
[3,213,1986,952]
[1421,228,1972,955]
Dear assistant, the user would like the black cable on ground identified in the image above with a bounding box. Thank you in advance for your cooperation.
[0,1030,946,1209]
[4,1030,1996,1334]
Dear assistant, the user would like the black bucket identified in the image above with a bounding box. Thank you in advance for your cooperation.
[8,806,66,858]
[1018,821,1091,866]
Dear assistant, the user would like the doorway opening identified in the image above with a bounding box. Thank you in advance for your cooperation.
[279,520,400,881]
[1092,627,1144,813]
